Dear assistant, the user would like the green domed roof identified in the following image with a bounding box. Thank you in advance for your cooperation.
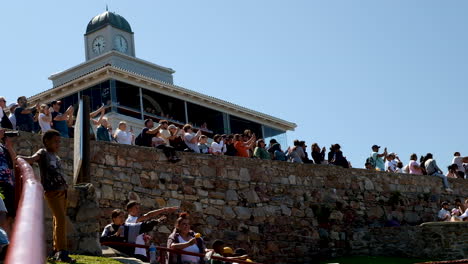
[86,11,132,34]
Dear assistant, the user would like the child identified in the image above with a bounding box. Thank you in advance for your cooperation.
[20,129,75,263]
[198,135,209,154]
[100,209,164,257]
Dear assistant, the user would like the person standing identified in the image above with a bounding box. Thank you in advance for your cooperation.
[0,97,13,129]
[38,104,52,133]
[114,121,134,145]
[7,103,17,130]
[96,118,112,142]
[370,145,387,171]
[20,130,75,263]
[50,101,73,138]
[0,128,16,219]
[14,96,37,132]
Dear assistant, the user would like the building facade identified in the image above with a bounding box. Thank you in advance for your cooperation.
[28,11,296,144]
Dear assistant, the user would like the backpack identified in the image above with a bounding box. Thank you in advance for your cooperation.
[367,155,376,168]
[134,132,143,146]
[274,150,287,161]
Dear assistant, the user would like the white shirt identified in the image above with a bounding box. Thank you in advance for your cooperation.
[210,140,225,154]
[385,160,397,172]
[159,129,171,146]
[178,235,200,263]
[38,113,52,133]
[115,130,133,145]
[452,156,464,172]
[460,208,468,220]
[0,107,3,121]
[126,215,147,257]
[438,208,451,221]
[8,113,16,130]
[184,133,200,153]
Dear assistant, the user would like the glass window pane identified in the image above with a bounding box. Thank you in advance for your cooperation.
[187,102,224,135]
[229,115,263,138]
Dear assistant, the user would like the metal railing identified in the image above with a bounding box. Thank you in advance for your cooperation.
[5,158,45,264]
[101,241,261,264]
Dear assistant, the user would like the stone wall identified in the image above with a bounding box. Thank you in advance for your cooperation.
[13,132,468,263]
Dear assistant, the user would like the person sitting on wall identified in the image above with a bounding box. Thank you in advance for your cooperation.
[234,133,256,158]
[438,201,451,221]
[151,130,181,163]
[167,124,188,151]
[198,135,210,154]
[329,144,349,168]
[421,153,453,192]
[167,212,207,264]
[100,209,166,257]
[210,134,226,155]
[183,124,202,153]
[253,139,270,160]
[311,143,326,165]
[135,119,162,147]
[126,201,179,261]
[267,139,286,161]
[459,199,468,221]
[225,135,237,156]
[455,199,466,213]
[287,140,305,164]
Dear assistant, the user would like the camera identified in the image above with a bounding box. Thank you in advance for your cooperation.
[4,131,20,138]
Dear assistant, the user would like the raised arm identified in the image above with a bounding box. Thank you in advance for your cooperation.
[136,206,179,223]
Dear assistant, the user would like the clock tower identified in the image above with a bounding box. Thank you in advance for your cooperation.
[84,11,136,60]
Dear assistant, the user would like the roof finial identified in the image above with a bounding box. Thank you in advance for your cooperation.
[106,4,108,11]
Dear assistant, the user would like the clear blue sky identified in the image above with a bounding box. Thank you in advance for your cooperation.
[1,1,467,170]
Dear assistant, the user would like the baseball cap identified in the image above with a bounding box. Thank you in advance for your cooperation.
[168,124,177,129]
[372,145,380,149]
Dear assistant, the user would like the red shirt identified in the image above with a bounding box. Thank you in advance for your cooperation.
[234,141,249,157]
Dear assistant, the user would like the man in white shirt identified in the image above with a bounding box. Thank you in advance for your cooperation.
[125,201,179,260]
[437,201,451,221]
[452,152,465,178]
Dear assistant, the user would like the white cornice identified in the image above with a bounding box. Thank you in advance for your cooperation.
[30,66,297,131]
[49,51,175,81]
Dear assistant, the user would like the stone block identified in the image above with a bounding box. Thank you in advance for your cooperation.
[223,207,236,220]
[167,198,181,207]
[226,190,239,201]
[234,207,252,220]
[101,184,114,200]
[239,168,251,181]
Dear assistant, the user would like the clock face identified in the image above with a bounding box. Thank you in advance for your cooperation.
[114,35,128,53]
[92,36,106,54]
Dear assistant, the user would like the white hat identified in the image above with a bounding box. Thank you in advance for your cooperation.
[7,103,18,109]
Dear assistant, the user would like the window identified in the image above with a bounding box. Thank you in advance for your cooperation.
[115,81,142,119]
[141,89,185,123]
[229,115,263,138]
[263,126,287,149]
[187,102,224,134]
[81,81,111,111]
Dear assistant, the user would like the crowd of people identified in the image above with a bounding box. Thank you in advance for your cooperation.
[438,199,468,222]
[101,207,255,264]
[1,95,468,263]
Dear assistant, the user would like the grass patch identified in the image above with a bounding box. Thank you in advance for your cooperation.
[47,255,122,264]
[320,256,431,264]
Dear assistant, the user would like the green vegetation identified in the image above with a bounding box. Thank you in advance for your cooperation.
[47,255,122,264]
[321,256,431,264]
